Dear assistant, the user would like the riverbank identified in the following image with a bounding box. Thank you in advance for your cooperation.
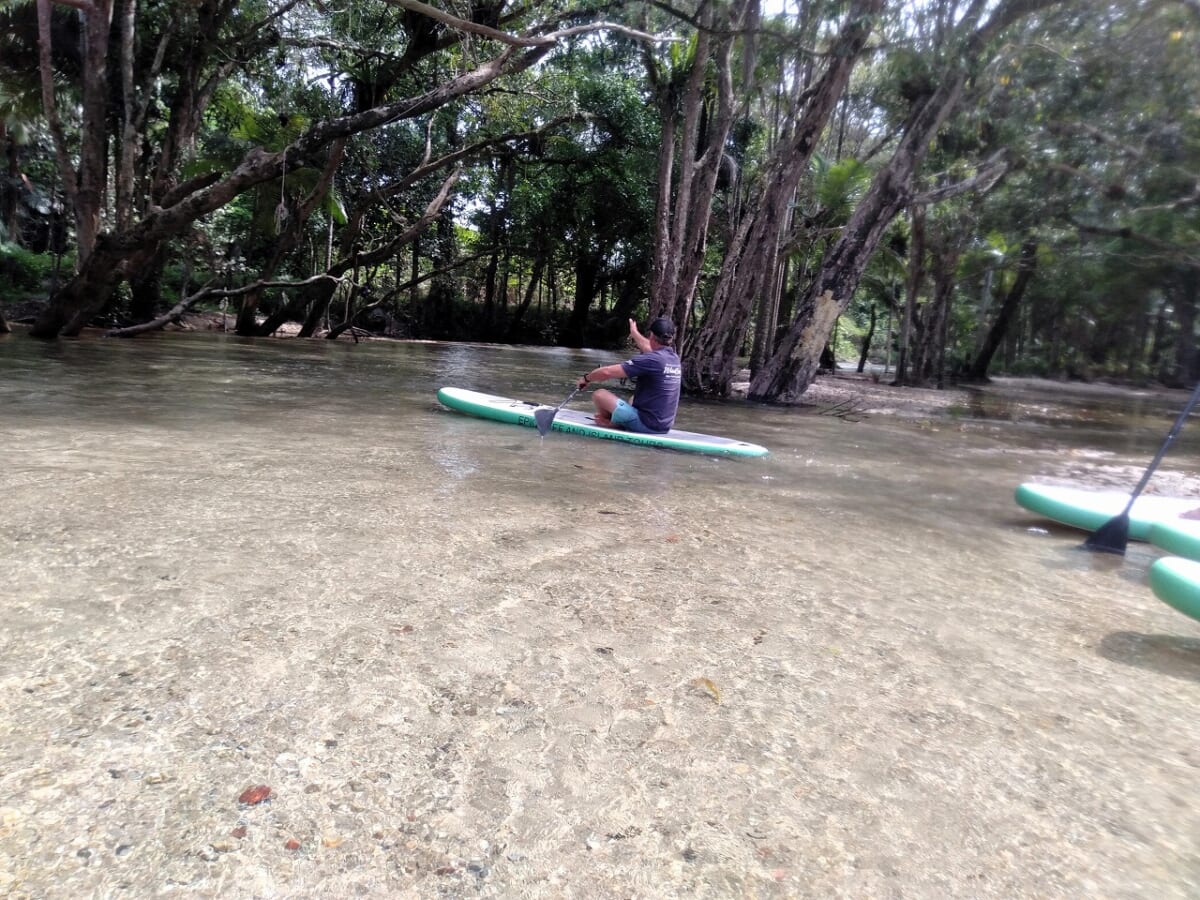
[7,308,1183,425]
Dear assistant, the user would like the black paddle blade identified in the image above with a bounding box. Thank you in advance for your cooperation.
[534,407,557,436]
[1083,513,1130,555]
[534,386,579,437]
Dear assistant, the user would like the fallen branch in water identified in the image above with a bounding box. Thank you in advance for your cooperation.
[814,397,867,422]
[106,274,349,337]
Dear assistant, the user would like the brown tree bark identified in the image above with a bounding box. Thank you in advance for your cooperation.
[647,0,748,340]
[564,251,602,347]
[910,222,960,384]
[749,0,1062,402]
[749,79,962,401]
[684,0,883,395]
[966,238,1038,381]
[894,205,926,386]
[2,124,19,245]
[234,139,347,335]
[856,304,876,374]
[1170,268,1199,386]
[30,36,558,338]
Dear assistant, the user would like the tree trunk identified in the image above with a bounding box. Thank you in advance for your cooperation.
[30,32,555,338]
[565,252,602,348]
[914,229,959,383]
[646,0,760,347]
[857,304,877,373]
[29,234,129,337]
[298,279,338,337]
[424,203,458,337]
[648,5,713,330]
[894,205,926,385]
[967,238,1038,381]
[683,0,883,395]
[1171,267,1199,387]
[2,124,19,245]
[749,68,970,402]
[749,205,792,379]
[257,291,306,337]
[481,157,512,330]
[1149,295,1169,380]
[748,0,1062,401]
[128,249,165,322]
[609,255,650,333]
[230,140,347,335]
[74,0,114,265]
[506,244,547,339]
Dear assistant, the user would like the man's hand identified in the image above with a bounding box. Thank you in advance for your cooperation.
[629,318,651,352]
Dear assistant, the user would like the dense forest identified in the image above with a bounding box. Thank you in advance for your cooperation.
[0,0,1197,400]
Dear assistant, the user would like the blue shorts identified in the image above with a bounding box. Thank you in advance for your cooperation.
[611,399,658,434]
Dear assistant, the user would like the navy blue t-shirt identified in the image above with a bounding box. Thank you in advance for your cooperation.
[621,347,682,433]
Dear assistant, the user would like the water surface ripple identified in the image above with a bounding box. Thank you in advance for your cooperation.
[1,332,1199,898]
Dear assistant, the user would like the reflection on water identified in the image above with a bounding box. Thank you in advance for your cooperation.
[2,330,1200,897]
[949,380,1191,459]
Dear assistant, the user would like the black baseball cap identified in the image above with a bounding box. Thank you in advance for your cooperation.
[649,317,675,343]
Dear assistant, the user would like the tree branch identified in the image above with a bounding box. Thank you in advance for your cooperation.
[106,273,356,337]
[1069,218,1200,268]
[1174,0,1200,21]
[912,150,1010,205]
[374,113,587,208]
[383,0,555,46]
[37,0,77,210]
[1132,182,1200,213]
[1046,120,1147,162]
[387,0,672,48]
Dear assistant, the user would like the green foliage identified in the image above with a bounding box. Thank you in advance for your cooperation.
[0,243,57,297]
[0,0,1192,382]
[325,190,348,227]
[810,154,871,222]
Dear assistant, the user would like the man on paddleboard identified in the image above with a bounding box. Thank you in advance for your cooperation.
[577,317,682,434]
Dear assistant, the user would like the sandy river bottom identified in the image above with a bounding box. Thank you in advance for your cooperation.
[1,334,1199,898]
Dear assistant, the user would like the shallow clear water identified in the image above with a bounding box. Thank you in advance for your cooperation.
[1,331,1199,898]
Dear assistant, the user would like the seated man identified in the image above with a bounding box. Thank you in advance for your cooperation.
[577,317,682,434]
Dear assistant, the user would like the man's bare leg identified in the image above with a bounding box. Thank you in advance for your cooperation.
[590,389,619,428]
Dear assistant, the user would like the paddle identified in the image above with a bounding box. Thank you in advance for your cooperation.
[1084,380,1200,555]
[534,386,581,436]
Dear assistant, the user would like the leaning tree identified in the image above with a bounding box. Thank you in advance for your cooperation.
[25,0,669,339]
[748,0,1065,402]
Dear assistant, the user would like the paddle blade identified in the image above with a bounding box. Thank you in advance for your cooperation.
[1083,513,1130,555]
[534,407,557,436]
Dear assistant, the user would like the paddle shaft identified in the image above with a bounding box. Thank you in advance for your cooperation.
[534,386,581,435]
[551,386,580,414]
[1119,379,1200,515]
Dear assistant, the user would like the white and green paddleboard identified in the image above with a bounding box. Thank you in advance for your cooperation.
[437,387,769,458]
[1014,482,1200,543]
[1149,556,1200,623]
[1147,520,1200,562]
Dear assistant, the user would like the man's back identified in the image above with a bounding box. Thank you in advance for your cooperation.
[623,346,682,432]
